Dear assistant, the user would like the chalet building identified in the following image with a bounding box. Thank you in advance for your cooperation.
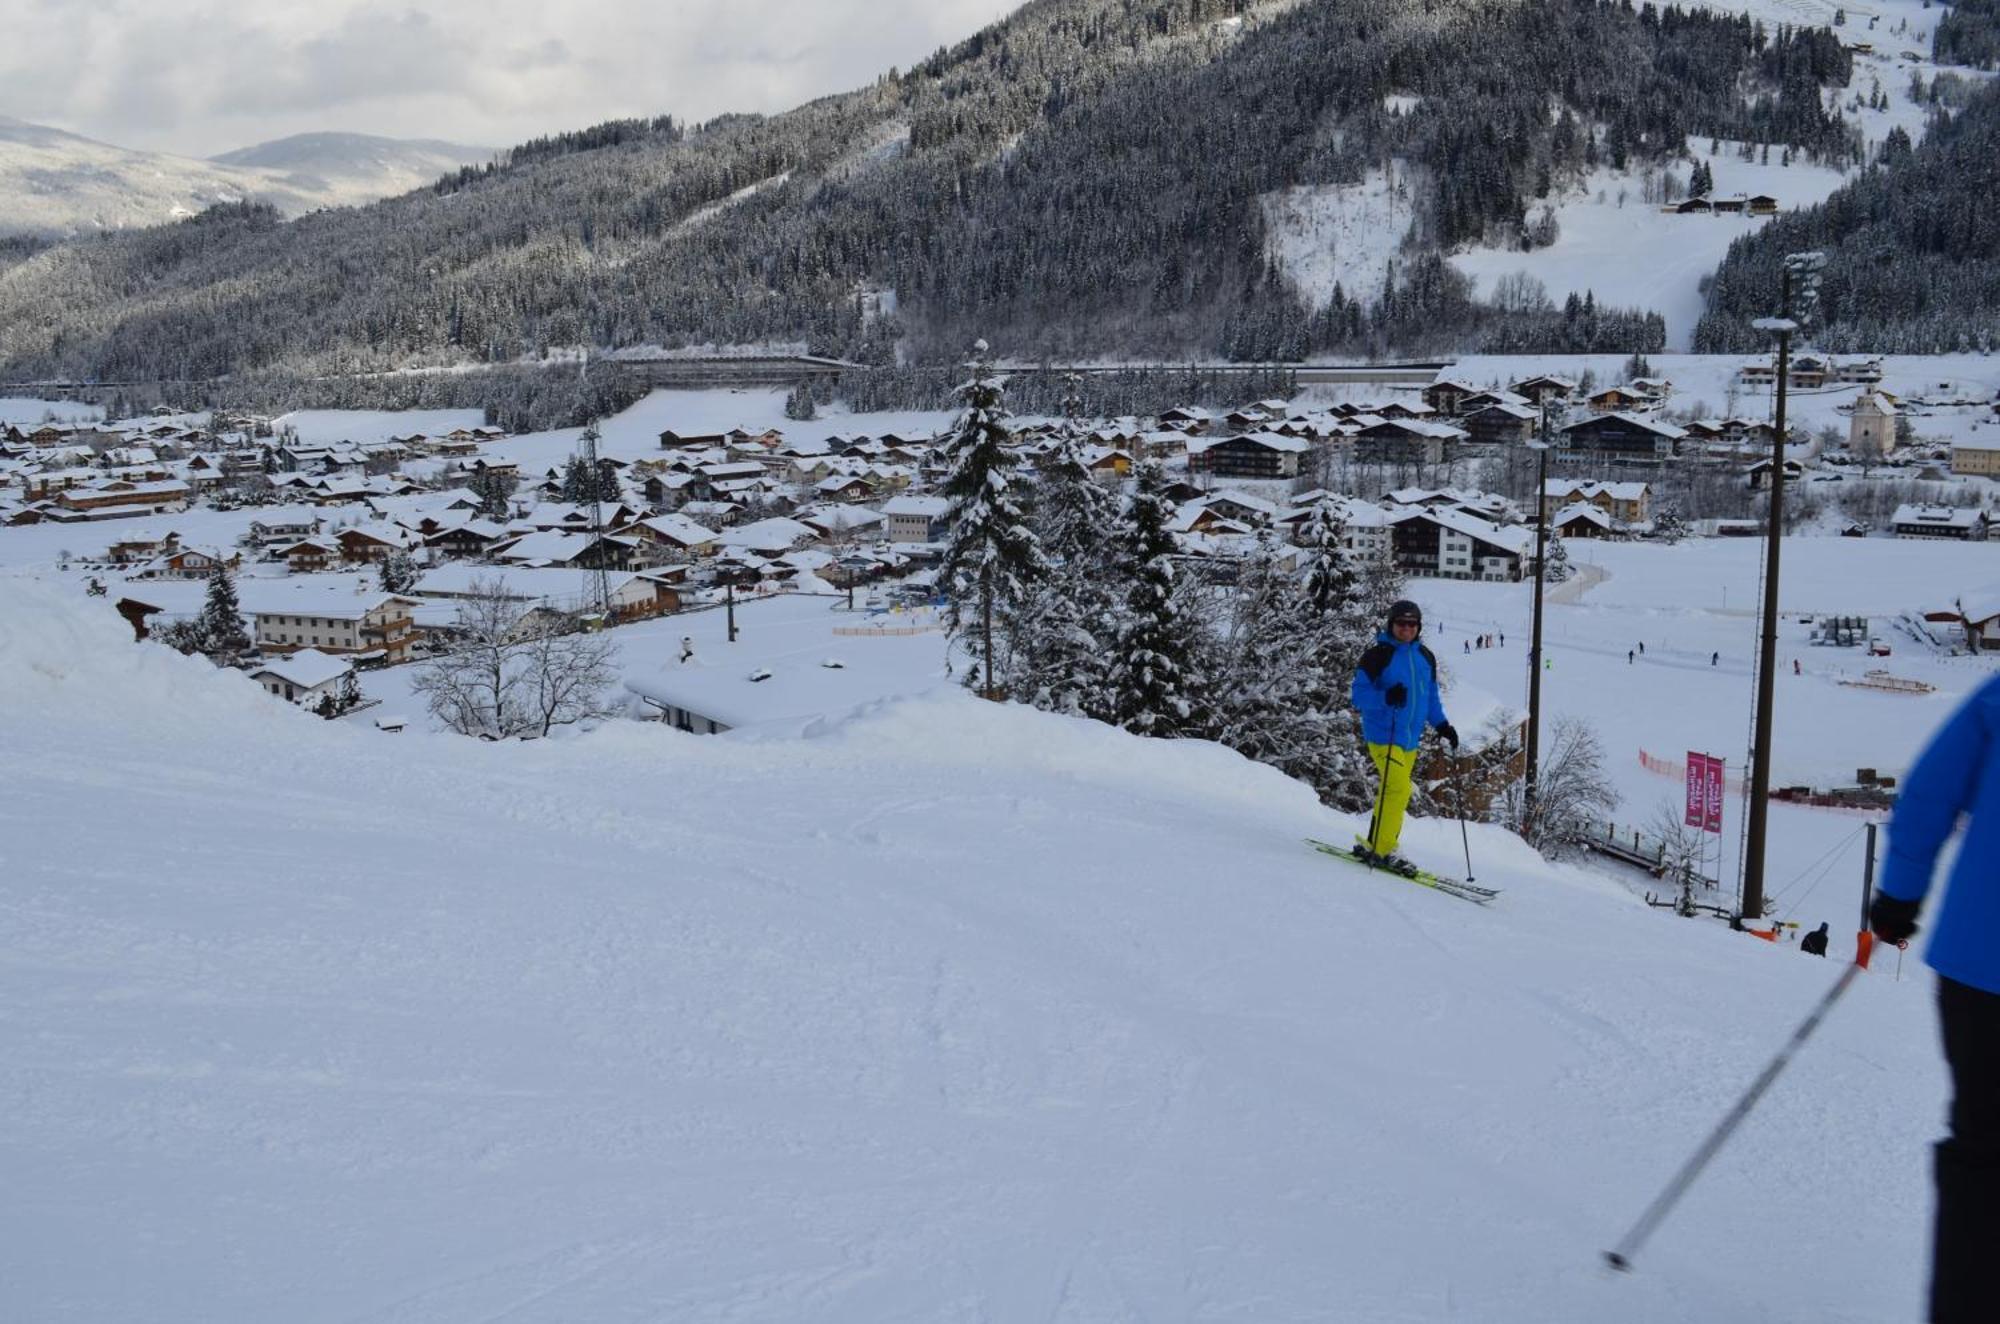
[129,546,241,580]
[1352,419,1463,466]
[1081,446,1134,478]
[1557,412,1685,463]
[623,513,721,558]
[1386,508,1528,582]
[1457,388,1533,415]
[1508,375,1576,406]
[813,474,877,503]
[52,479,192,517]
[277,538,340,574]
[1461,402,1538,448]
[248,511,323,545]
[251,592,421,664]
[1423,378,1484,417]
[1549,502,1614,538]
[250,649,355,707]
[1893,504,1990,541]
[1540,479,1651,525]
[881,495,951,543]
[1586,385,1652,414]
[1157,407,1211,433]
[106,532,181,564]
[336,526,411,564]
[1186,431,1311,479]
[421,521,511,560]
[1959,589,2000,652]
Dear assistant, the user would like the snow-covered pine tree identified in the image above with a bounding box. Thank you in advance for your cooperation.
[937,342,1047,699]
[469,467,516,519]
[784,381,817,420]
[1108,460,1205,737]
[1208,530,1325,780]
[1544,529,1573,583]
[199,567,251,659]
[378,549,419,594]
[1008,434,1118,716]
[1652,501,1688,543]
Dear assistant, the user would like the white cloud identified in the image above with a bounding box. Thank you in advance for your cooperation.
[0,0,1023,156]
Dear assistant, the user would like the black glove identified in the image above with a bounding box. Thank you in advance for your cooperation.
[1436,722,1459,749]
[1383,683,1408,708]
[1869,893,1920,945]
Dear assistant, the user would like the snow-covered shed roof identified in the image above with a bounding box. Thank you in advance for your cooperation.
[251,648,354,691]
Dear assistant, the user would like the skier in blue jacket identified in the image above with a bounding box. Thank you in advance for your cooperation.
[1349,599,1457,874]
[1870,675,2000,1323]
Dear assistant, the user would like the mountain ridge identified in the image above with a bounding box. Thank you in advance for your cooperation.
[0,117,491,239]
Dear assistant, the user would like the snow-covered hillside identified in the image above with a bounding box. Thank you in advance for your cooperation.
[0,580,1949,1322]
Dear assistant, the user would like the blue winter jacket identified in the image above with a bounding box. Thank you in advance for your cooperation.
[1351,630,1450,751]
[1880,676,2000,995]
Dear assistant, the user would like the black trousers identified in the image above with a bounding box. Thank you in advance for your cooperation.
[1933,976,2000,1323]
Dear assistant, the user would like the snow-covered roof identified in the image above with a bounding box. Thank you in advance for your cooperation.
[880,495,952,518]
[632,513,720,544]
[717,517,816,552]
[1893,504,1985,529]
[1186,430,1312,455]
[251,648,353,691]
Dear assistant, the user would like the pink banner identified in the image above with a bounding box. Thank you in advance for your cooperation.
[1685,751,1706,829]
[1701,754,1726,835]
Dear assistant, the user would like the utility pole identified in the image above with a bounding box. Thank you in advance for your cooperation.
[1741,251,1825,925]
[579,420,613,623]
[1522,400,1560,836]
[726,579,739,643]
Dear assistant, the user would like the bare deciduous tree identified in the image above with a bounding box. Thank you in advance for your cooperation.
[1502,715,1620,857]
[413,579,620,738]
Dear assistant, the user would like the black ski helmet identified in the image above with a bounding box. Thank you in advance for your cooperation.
[1386,599,1423,630]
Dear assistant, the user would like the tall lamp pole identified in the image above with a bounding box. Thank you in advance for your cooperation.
[1741,251,1825,925]
[1522,396,1566,837]
[1523,426,1553,837]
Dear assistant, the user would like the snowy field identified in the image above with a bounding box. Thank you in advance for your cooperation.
[0,578,1955,1323]
[1415,533,1998,934]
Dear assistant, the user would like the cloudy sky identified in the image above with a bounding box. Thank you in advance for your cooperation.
[0,0,1024,158]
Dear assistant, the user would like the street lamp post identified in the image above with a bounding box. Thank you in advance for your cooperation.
[1522,401,1562,837]
[1739,251,1824,926]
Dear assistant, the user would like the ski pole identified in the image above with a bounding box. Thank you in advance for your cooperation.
[1604,961,1863,1273]
[1453,748,1475,883]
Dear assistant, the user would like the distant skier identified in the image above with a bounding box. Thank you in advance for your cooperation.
[1794,659,1802,676]
[1350,600,1457,875]
[1464,639,1472,654]
[1638,641,1644,655]
[1800,921,1829,957]
[1870,674,2000,1322]
[1629,650,1635,665]
[1711,651,1720,667]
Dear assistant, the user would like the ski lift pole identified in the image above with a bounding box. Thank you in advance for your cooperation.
[1605,960,1863,1273]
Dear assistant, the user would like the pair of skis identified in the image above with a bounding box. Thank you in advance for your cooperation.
[1305,838,1501,904]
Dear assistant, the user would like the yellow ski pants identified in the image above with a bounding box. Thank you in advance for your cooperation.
[1364,742,1417,855]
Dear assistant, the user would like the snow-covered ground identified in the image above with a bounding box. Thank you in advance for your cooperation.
[1414,533,1996,930]
[1261,161,1425,308]
[0,578,1956,1322]
[1451,143,1853,350]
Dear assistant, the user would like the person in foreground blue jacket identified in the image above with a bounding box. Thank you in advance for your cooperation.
[1348,599,1456,873]
[1870,675,2000,1323]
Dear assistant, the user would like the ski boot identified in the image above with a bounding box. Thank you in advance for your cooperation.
[1355,840,1420,878]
